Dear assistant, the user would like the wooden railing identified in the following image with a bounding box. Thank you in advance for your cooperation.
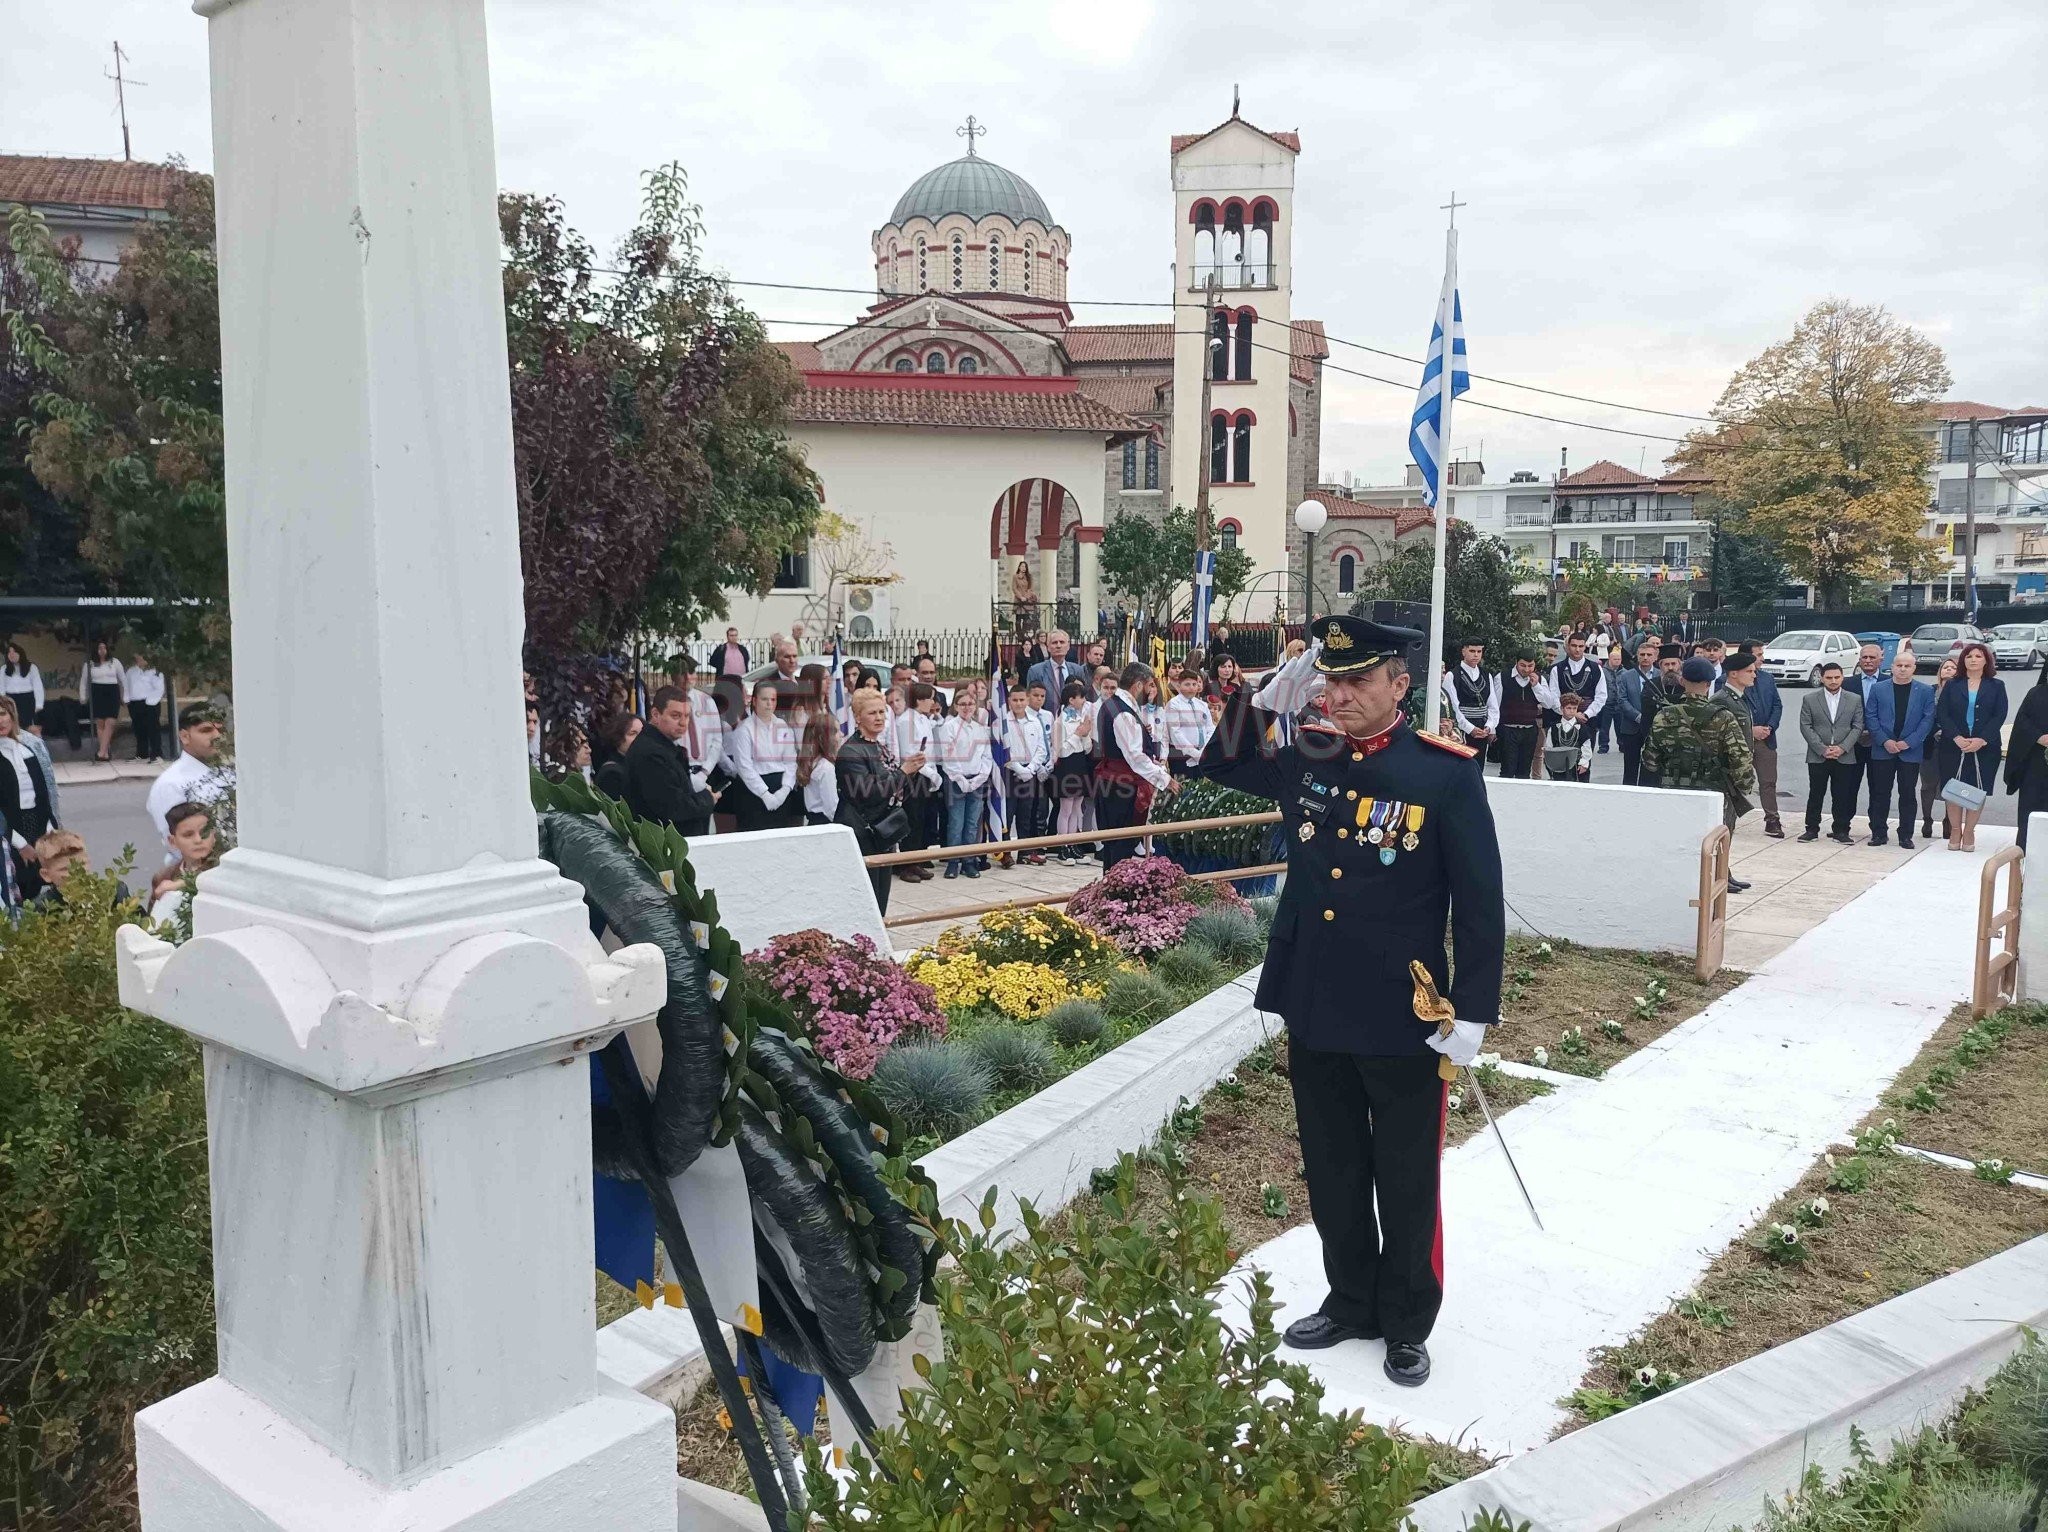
[866,810,1284,930]
[1691,824,1731,981]
[1973,845,2023,1018]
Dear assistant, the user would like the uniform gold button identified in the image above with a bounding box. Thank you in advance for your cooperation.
[1352,751,1364,762]
[1346,790,1358,801]
[1323,909,1335,921]
[1330,867,1343,879]
[1338,827,1350,838]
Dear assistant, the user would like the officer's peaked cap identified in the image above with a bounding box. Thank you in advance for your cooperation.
[1311,615,1422,677]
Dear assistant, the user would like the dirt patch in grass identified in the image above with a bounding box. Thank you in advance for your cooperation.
[1564,1001,2048,1433]
[1489,934,1744,1077]
[1882,1002,2048,1174]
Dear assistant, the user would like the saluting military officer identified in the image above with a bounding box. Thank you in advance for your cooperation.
[1197,615,1505,1387]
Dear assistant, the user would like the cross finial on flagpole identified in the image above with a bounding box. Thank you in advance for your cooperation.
[957,115,985,157]
[1441,191,1467,229]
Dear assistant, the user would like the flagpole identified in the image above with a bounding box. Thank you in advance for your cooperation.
[1422,216,1459,737]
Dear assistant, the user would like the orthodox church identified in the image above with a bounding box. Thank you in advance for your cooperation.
[718,112,1330,642]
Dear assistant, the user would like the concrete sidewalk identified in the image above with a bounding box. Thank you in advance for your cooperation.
[50,757,170,787]
[1227,829,2008,1456]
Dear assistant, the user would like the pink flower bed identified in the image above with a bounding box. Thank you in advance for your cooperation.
[746,929,946,1080]
[1066,855,1247,957]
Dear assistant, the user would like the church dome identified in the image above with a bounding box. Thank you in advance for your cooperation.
[889,154,1053,228]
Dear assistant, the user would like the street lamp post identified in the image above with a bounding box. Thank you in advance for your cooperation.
[1294,498,1328,622]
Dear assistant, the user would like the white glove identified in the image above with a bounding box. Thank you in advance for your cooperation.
[1254,642,1325,715]
[1425,1018,1488,1068]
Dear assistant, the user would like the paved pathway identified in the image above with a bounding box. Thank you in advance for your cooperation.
[1228,829,2009,1456]
[882,853,1103,952]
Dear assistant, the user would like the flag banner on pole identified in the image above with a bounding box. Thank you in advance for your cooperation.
[829,635,849,735]
[983,635,1009,846]
[1191,547,1217,650]
[1128,604,1145,666]
[1407,287,1470,509]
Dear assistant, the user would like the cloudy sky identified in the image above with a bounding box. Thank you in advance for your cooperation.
[10,0,2045,485]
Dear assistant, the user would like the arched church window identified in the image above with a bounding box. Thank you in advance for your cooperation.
[1022,236,1035,294]
[1247,204,1272,284]
[926,351,946,373]
[1337,553,1357,595]
[916,236,929,291]
[1231,414,1252,483]
[1193,204,1216,274]
[1219,519,1240,553]
[893,356,914,373]
[957,354,978,375]
[988,236,1002,290]
[1219,204,1246,285]
[1209,308,1229,383]
[1210,412,1228,484]
[1234,312,1254,381]
[950,234,964,291]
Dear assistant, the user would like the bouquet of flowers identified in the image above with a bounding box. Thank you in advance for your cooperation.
[746,929,946,1080]
[1067,855,1247,957]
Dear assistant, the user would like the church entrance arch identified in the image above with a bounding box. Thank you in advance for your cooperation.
[989,477,1083,637]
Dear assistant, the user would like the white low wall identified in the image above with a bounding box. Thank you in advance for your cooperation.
[1412,1234,2048,1532]
[680,824,886,955]
[1485,779,1721,953]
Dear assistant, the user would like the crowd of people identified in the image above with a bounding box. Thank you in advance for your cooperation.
[2,639,170,763]
[540,628,1273,914]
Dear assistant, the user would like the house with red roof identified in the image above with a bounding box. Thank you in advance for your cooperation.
[0,154,179,273]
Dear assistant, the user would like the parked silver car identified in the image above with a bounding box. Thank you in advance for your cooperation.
[1989,623,2047,670]
[1907,622,1985,673]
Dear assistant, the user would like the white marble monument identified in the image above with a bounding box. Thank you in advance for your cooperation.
[115,1,682,1527]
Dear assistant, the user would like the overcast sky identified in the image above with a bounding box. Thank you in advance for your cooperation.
[9,0,2044,485]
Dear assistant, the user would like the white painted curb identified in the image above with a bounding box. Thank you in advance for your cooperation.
[1410,1235,2048,1532]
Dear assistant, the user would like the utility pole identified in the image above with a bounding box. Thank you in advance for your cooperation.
[1962,415,1981,620]
[106,42,146,161]
[1193,269,1219,554]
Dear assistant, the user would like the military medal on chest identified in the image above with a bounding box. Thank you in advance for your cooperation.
[1297,819,1315,843]
[1402,802,1425,852]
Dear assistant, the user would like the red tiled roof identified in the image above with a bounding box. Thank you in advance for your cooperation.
[1922,400,2012,421]
[1301,488,1439,537]
[1558,460,1642,488]
[788,376,1150,438]
[1170,120,1302,155]
[1073,372,1168,416]
[1065,319,1327,383]
[0,154,179,211]
[771,339,823,371]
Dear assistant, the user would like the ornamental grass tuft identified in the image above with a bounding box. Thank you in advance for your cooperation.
[870,1040,991,1140]
[1152,943,1224,997]
[1183,906,1266,971]
[1044,998,1108,1049]
[965,1026,1057,1095]
[1102,968,1179,1025]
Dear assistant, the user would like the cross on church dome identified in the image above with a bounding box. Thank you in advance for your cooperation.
[957,115,985,158]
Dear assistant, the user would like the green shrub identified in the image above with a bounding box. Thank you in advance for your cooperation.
[1249,894,1279,926]
[1959,1340,2048,1491]
[1102,969,1177,1024]
[1,869,214,1530]
[965,1026,1056,1095]
[802,1160,1435,1528]
[1183,906,1265,970]
[1151,943,1223,996]
[1917,1484,2034,1532]
[1043,999,1107,1049]
[870,1041,991,1139]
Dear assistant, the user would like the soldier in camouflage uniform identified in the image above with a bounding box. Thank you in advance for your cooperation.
[1643,656,1757,892]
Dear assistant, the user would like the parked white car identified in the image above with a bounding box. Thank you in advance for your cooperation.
[1758,629,1862,687]
[1989,623,2047,670]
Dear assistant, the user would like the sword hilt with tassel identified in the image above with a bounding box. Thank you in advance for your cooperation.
[1410,960,1459,1083]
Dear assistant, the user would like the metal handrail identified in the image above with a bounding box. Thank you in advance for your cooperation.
[883,862,1289,931]
[1691,824,1731,980]
[862,810,1282,869]
[1973,846,2023,1018]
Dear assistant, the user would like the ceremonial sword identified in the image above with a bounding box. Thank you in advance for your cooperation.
[1411,962,1545,1232]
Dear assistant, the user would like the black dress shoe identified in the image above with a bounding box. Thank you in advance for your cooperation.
[1726,877,1751,893]
[1829,831,1854,844]
[1869,833,1888,846]
[1383,1340,1431,1387]
[1797,830,1819,842]
[1764,822,1785,838]
[1899,835,1915,850]
[1283,1313,1378,1350]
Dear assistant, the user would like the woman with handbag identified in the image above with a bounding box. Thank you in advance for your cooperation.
[2004,667,2048,851]
[836,690,916,915]
[1934,642,2005,853]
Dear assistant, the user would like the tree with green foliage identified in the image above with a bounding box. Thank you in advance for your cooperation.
[1099,506,1252,628]
[1350,521,1532,663]
[1557,548,1632,629]
[1707,504,1791,619]
[1674,301,1949,610]
[0,869,212,1530]
[6,171,230,680]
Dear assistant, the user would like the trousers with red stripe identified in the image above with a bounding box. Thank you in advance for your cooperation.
[1288,1047,1448,1344]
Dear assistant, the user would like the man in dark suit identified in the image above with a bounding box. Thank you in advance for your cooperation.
[1862,651,1936,848]
[1025,629,1088,701]
[623,686,714,836]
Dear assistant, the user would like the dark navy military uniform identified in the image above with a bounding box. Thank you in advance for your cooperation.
[1198,629,1505,1349]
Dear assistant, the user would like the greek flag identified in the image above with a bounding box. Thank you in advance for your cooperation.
[1406,278,1470,509]
[1127,604,1145,666]
[1190,547,1217,650]
[983,635,1008,843]
[829,635,849,735]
